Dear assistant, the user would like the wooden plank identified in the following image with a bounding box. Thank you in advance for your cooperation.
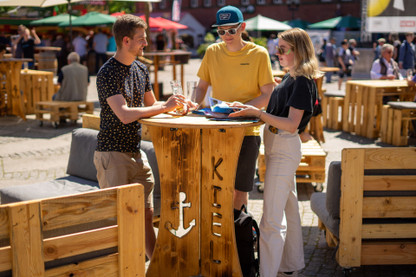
[362,224,416,239]
[45,253,119,277]
[82,114,100,130]
[43,226,118,261]
[0,209,9,241]
[200,127,244,277]
[146,126,201,277]
[338,148,364,267]
[361,241,416,265]
[41,189,117,231]
[9,203,45,276]
[342,83,351,132]
[380,105,389,142]
[386,107,394,144]
[117,184,145,276]
[0,246,11,272]
[363,148,416,169]
[364,176,416,191]
[392,109,403,146]
[362,197,416,218]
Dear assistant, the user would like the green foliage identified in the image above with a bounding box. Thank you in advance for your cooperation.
[196,32,216,57]
[252,37,267,48]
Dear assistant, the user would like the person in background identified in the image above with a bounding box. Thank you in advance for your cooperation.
[374,38,386,61]
[107,33,116,52]
[370,43,401,80]
[93,29,109,74]
[72,32,88,66]
[12,25,41,69]
[229,27,321,277]
[348,38,360,62]
[398,32,415,77]
[53,52,89,102]
[337,40,354,90]
[52,34,69,74]
[267,34,279,69]
[94,14,185,259]
[194,6,275,213]
[0,43,6,59]
[324,37,336,83]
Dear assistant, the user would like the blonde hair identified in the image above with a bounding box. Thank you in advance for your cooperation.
[278,28,322,80]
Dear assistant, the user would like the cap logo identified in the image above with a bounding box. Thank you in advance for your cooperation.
[219,13,231,21]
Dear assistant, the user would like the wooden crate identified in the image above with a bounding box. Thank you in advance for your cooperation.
[258,137,326,187]
[0,184,145,277]
[35,100,94,127]
[20,69,54,115]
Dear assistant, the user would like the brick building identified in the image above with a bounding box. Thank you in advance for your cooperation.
[137,0,361,31]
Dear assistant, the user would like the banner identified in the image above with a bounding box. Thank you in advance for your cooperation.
[366,0,416,33]
[172,0,182,22]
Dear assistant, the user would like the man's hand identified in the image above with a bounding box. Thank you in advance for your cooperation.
[163,94,188,114]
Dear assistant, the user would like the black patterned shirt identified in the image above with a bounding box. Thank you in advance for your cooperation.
[96,57,151,152]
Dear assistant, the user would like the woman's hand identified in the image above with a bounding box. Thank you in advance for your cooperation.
[228,104,261,118]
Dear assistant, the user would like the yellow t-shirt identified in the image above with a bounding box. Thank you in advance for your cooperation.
[197,41,274,136]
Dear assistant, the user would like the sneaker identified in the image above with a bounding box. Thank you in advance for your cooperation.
[277,272,299,277]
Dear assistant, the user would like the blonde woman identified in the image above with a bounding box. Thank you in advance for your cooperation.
[229,28,322,277]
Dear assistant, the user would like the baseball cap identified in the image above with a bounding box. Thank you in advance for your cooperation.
[212,6,244,27]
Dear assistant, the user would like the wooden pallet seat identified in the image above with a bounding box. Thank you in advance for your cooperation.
[35,100,94,127]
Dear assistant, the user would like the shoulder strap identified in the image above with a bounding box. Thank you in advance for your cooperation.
[252,218,260,273]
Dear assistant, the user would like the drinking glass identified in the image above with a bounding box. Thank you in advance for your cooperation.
[170,80,186,115]
[186,81,197,102]
[406,69,414,81]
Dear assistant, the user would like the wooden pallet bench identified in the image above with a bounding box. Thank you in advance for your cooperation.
[0,184,145,277]
[257,137,327,191]
[35,100,94,127]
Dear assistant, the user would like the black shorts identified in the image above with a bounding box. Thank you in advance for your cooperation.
[235,136,261,192]
[339,65,352,78]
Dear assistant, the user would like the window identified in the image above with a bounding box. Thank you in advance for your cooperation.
[217,0,225,6]
[257,0,266,5]
[159,0,167,9]
[203,0,212,7]
[272,0,283,3]
[241,0,249,5]
[190,0,198,8]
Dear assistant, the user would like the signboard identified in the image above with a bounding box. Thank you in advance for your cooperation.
[366,0,416,33]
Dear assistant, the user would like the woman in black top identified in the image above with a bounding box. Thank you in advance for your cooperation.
[230,28,322,277]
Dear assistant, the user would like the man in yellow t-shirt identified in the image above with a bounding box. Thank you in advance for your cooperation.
[195,5,275,211]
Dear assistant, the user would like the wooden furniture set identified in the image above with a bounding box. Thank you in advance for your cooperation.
[0,184,145,276]
[342,80,415,139]
[257,137,327,192]
[311,147,416,274]
[35,100,94,127]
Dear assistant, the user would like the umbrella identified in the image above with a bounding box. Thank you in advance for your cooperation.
[283,19,310,29]
[30,14,78,26]
[155,17,188,30]
[0,0,83,6]
[59,11,116,27]
[307,15,360,29]
[245,15,291,31]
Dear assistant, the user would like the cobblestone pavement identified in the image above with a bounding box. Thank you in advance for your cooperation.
[1,58,415,276]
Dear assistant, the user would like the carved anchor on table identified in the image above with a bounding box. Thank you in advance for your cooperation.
[166,192,195,238]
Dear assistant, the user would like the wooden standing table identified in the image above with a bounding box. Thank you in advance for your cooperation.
[140,114,261,277]
[342,80,414,139]
[0,58,32,118]
[143,50,191,100]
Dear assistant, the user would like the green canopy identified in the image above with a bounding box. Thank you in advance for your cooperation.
[307,16,360,29]
[245,15,291,31]
[30,14,78,26]
[59,11,116,27]
[283,19,310,30]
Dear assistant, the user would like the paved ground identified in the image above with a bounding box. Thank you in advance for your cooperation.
[0,58,415,276]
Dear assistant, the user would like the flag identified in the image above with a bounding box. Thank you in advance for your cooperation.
[172,0,181,22]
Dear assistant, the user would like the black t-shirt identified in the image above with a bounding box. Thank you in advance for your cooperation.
[266,74,317,133]
[20,38,35,59]
[96,57,151,153]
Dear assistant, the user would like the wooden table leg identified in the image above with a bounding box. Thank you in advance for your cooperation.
[366,88,377,139]
[153,56,160,100]
[200,127,245,277]
[147,126,201,277]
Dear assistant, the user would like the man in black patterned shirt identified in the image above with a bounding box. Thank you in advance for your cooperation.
[94,14,184,259]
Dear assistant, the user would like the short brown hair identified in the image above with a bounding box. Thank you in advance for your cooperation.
[112,14,147,49]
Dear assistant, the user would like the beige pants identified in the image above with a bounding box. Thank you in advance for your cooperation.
[93,150,154,209]
[260,125,305,277]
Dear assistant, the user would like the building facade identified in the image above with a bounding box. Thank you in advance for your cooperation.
[137,0,361,31]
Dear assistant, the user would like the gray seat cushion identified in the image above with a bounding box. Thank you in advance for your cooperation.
[387,101,416,109]
[67,128,99,182]
[310,192,339,237]
[0,176,99,204]
[324,91,345,98]
[141,140,160,216]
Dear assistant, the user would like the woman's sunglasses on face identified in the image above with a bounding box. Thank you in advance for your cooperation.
[217,24,241,36]
[276,46,292,55]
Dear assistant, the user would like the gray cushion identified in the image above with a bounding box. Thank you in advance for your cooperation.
[324,91,345,98]
[310,192,339,237]
[387,101,416,109]
[0,176,99,204]
[326,161,341,219]
[141,140,160,216]
[66,128,98,182]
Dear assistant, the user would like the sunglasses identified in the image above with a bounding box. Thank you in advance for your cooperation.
[276,46,292,55]
[217,24,241,36]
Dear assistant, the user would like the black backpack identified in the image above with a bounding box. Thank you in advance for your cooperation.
[234,205,260,277]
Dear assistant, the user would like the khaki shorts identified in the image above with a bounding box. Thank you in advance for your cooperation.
[93,151,154,209]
